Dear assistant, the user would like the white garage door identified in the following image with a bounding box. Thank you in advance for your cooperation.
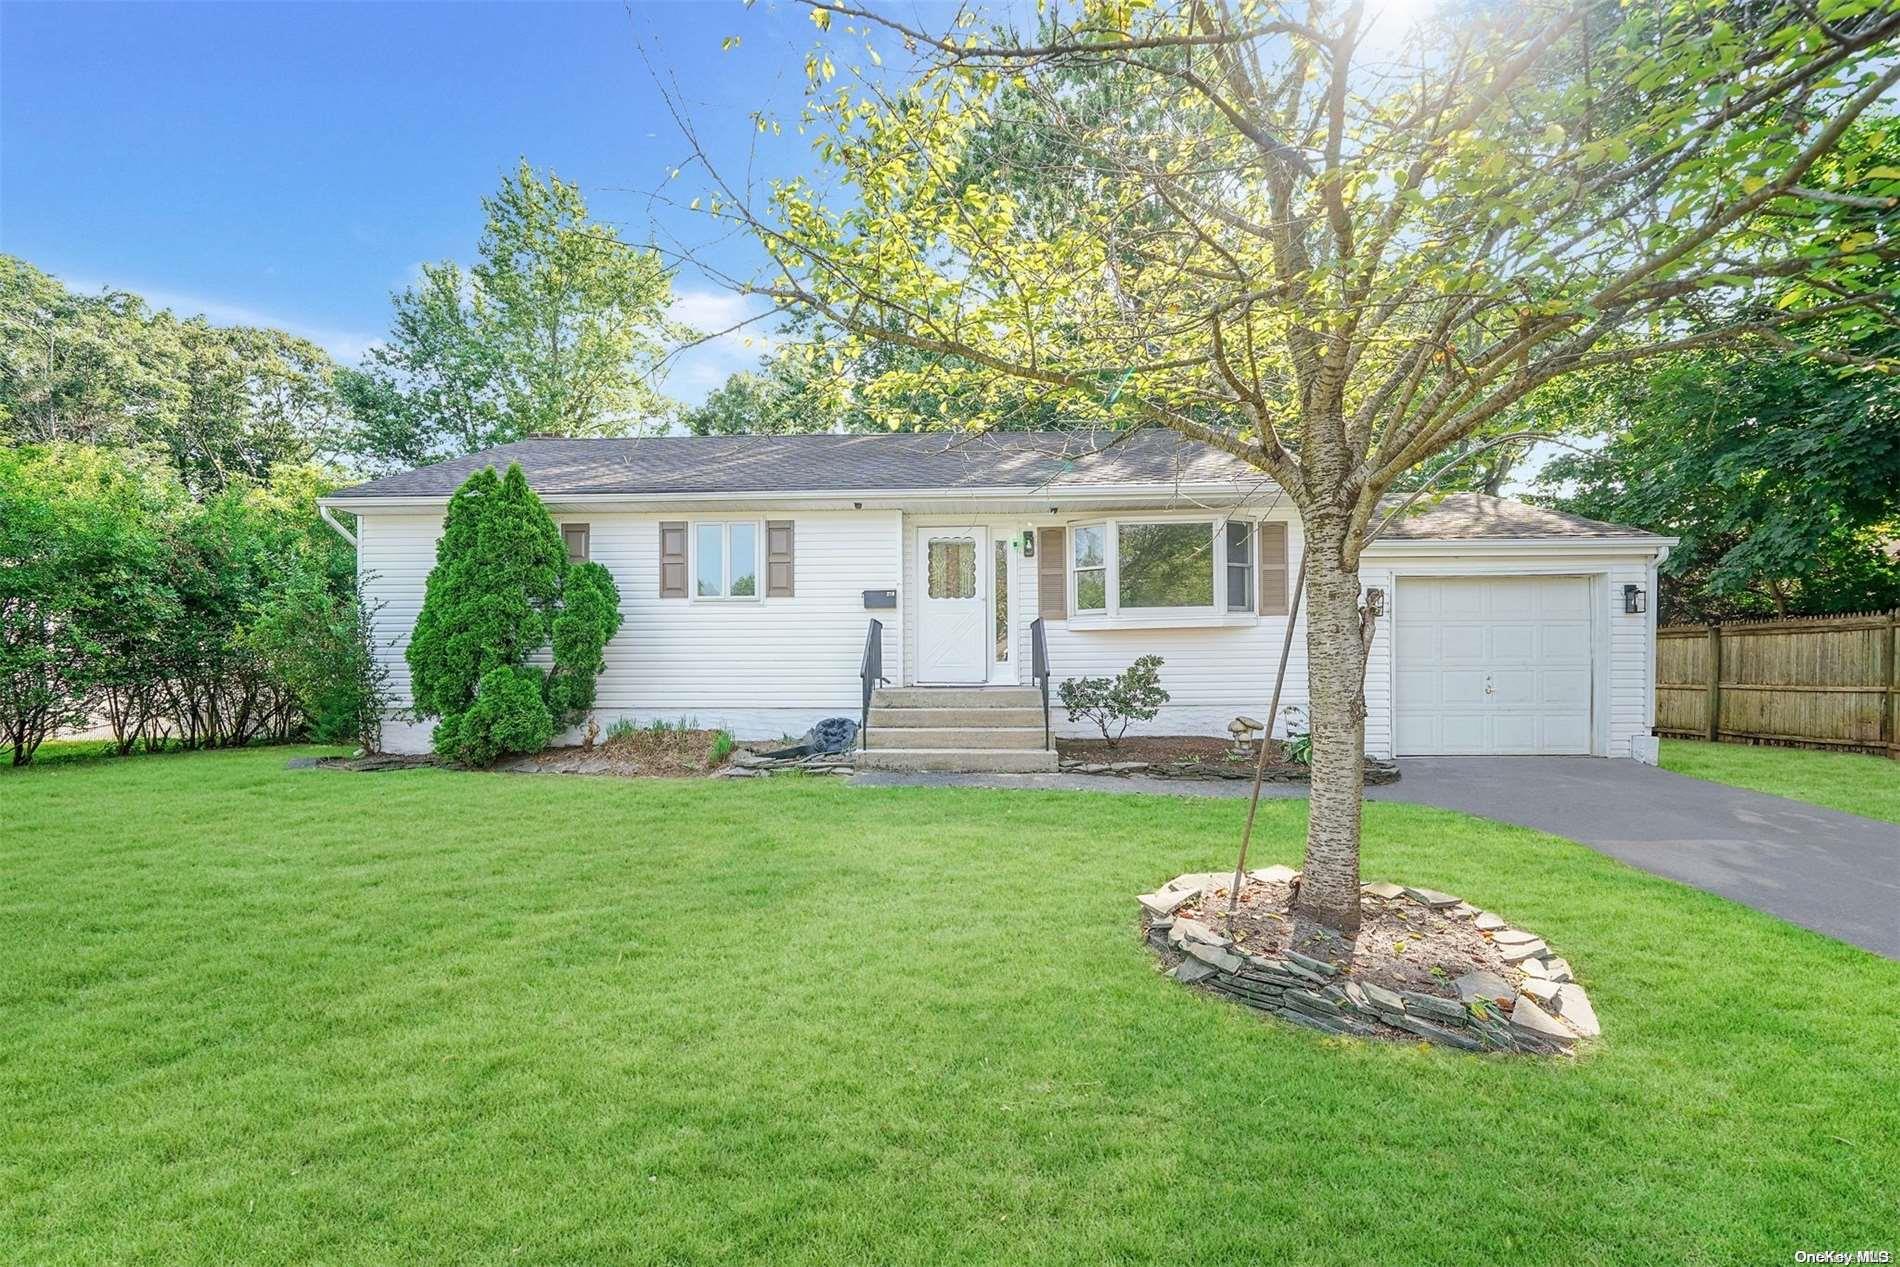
[1395,576,1594,755]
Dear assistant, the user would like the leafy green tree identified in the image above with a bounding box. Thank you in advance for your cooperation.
[341,163,681,470]
[0,444,173,764]
[0,440,391,762]
[407,463,622,764]
[684,0,1900,936]
[244,562,393,752]
[0,256,345,495]
[1540,345,1900,622]
[155,482,309,748]
[1537,115,1900,620]
[682,361,822,436]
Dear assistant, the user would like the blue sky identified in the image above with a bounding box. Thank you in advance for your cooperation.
[0,0,889,401]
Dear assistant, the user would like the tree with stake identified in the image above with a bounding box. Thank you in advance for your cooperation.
[662,0,1900,941]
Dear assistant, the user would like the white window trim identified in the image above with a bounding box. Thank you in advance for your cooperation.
[689,519,765,602]
[1224,519,1255,615]
[1067,515,1259,625]
[1071,521,1109,615]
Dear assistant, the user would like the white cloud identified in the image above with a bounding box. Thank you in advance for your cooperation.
[669,287,764,334]
[664,287,782,405]
[59,272,382,365]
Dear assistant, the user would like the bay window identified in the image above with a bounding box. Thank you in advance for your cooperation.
[1068,518,1258,621]
[1072,524,1107,612]
[1225,521,1254,611]
[1118,522,1215,609]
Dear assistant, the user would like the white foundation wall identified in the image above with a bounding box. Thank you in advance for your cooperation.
[359,508,902,753]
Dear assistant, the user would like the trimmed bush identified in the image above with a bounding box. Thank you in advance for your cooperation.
[407,465,564,723]
[407,462,622,764]
[546,560,623,724]
[1057,655,1170,746]
[434,665,554,767]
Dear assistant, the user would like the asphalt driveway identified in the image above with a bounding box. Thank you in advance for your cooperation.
[851,757,1900,958]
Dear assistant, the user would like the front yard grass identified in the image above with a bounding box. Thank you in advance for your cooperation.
[4,748,1896,1263]
[1661,737,1900,823]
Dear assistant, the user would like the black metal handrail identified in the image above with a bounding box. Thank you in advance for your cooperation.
[859,618,887,750]
[1030,616,1051,750]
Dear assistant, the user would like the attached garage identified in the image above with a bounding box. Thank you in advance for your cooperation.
[1360,497,1676,762]
[1394,575,1595,755]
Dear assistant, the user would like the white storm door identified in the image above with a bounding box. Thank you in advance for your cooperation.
[1394,575,1594,755]
[916,527,988,684]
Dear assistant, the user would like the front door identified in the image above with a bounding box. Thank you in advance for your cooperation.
[916,526,989,684]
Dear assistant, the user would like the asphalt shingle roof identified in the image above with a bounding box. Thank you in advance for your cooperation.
[1376,493,1656,540]
[329,429,1266,499]
[327,431,1654,541]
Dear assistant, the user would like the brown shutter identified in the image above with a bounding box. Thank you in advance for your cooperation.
[1037,526,1067,619]
[562,523,589,563]
[659,521,687,597]
[1258,521,1289,616]
[766,520,795,597]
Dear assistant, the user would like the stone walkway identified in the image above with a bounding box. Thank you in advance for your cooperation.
[849,757,1900,960]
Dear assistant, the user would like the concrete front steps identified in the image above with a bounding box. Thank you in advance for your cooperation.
[856,685,1059,773]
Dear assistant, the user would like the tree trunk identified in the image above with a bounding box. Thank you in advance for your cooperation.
[1294,511,1367,938]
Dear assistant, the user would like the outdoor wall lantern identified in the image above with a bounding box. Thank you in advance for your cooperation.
[1364,587,1386,617]
[1623,584,1647,614]
[1021,530,1035,557]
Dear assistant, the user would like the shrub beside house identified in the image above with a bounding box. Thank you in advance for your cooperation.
[406,463,622,766]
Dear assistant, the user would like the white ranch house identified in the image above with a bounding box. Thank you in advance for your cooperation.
[320,430,1674,771]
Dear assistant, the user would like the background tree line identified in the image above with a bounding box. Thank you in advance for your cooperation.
[0,443,384,764]
[0,162,680,763]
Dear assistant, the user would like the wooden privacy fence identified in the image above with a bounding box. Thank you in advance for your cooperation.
[1656,610,1900,758]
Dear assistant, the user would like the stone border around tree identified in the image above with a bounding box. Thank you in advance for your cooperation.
[1140,870,1601,1055]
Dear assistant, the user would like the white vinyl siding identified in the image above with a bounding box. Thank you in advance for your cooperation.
[357,500,1662,760]
[359,509,900,752]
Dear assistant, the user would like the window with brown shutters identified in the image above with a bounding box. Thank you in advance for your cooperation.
[1037,526,1067,619]
[1257,521,1289,616]
[1224,521,1252,611]
[562,523,590,564]
[658,522,687,597]
[765,520,795,597]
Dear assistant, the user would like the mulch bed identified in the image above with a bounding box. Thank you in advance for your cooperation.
[1058,736,1255,765]
[312,753,439,772]
[1171,877,1518,999]
[506,728,732,778]
[309,730,736,778]
[1057,736,1400,784]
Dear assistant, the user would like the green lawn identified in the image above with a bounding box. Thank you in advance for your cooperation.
[1662,738,1900,823]
[4,750,1896,1264]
